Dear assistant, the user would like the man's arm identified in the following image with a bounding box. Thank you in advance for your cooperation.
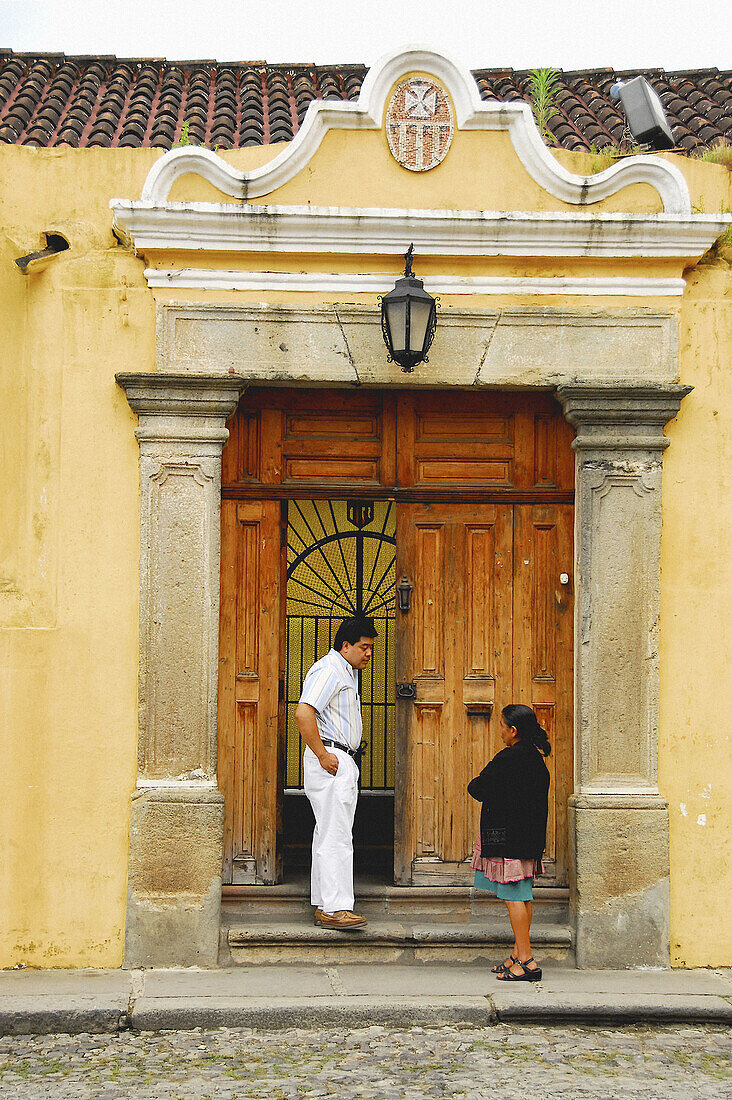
[294,702,339,775]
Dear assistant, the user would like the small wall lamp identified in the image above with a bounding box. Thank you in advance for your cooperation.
[380,244,437,373]
[14,232,69,274]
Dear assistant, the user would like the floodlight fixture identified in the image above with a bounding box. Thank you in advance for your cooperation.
[610,76,675,150]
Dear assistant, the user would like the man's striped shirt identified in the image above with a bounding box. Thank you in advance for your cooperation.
[298,648,363,751]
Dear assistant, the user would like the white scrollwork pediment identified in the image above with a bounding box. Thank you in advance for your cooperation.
[135,45,692,214]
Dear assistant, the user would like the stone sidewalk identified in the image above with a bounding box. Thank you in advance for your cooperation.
[1,964,730,1035]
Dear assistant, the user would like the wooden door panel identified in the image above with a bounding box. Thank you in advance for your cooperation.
[225,388,573,496]
[396,503,514,884]
[413,523,445,678]
[464,515,514,857]
[513,504,574,884]
[414,704,440,857]
[218,499,284,884]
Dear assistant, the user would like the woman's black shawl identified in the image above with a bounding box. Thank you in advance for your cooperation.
[467,739,550,860]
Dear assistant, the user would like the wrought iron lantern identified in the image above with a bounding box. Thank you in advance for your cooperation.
[380,244,437,373]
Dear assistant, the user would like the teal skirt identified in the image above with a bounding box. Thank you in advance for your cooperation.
[474,870,534,901]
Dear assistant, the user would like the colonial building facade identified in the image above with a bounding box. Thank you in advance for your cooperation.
[2,48,730,970]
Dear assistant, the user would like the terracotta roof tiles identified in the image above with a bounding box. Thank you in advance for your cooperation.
[0,51,729,154]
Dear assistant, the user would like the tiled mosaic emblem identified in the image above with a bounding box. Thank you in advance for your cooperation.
[386,78,454,171]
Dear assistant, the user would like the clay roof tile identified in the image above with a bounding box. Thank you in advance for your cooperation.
[0,53,728,154]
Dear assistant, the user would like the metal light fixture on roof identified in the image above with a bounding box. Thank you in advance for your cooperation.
[380,244,437,373]
[610,76,675,151]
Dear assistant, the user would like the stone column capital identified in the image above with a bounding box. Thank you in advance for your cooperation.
[557,383,692,453]
[116,373,246,448]
[116,372,246,419]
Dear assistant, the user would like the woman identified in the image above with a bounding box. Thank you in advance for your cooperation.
[467,704,551,982]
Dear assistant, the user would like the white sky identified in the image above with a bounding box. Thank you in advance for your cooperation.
[1,0,730,72]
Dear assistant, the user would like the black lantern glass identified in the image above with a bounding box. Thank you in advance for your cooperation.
[380,244,437,373]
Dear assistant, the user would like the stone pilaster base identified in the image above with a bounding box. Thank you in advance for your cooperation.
[571,795,670,969]
[124,786,225,969]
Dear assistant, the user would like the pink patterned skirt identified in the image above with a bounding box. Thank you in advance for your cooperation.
[471,841,543,883]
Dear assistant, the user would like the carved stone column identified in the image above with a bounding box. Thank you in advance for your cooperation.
[557,384,690,968]
[117,373,244,967]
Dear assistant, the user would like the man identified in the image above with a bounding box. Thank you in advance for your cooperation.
[295,615,377,929]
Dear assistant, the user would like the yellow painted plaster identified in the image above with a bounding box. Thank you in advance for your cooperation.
[660,211,732,968]
[169,127,664,213]
[0,148,152,967]
[1,132,730,967]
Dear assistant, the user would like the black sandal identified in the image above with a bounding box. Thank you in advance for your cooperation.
[492,954,518,974]
[496,956,542,982]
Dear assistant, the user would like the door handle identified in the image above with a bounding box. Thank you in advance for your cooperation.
[396,681,417,700]
[396,576,413,613]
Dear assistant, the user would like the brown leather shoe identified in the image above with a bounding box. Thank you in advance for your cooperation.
[314,910,367,929]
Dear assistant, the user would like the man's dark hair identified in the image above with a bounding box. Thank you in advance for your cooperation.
[333,616,378,651]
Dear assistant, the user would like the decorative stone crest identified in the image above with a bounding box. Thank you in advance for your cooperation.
[386,78,453,171]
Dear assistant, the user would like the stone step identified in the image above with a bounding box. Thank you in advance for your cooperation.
[222,884,569,921]
[223,916,573,966]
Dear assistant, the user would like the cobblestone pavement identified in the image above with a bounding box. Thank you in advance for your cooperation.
[0,1022,729,1098]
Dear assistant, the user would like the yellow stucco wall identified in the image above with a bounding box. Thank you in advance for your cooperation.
[0,130,729,967]
[0,149,155,967]
[661,205,732,967]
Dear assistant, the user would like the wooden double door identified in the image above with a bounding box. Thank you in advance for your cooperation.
[218,388,574,888]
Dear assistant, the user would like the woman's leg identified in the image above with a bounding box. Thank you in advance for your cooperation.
[494,944,518,972]
[500,900,539,975]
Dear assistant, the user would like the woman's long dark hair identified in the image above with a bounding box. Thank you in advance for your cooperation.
[502,704,551,757]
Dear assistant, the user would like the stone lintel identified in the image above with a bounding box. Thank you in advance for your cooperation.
[155,303,678,390]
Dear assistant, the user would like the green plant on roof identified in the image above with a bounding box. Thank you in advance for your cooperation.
[173,120,194,147]
[586,138,646,172]
[695,141,732,169]
[527,68,560,145]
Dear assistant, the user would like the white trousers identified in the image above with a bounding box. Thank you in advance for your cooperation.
[303,746,359,913]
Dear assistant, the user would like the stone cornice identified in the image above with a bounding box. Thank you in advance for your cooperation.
[111,201,730,264]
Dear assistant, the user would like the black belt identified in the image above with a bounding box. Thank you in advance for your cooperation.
[321,739,366,763]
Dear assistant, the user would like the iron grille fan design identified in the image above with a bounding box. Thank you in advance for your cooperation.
[285,500,396,790]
